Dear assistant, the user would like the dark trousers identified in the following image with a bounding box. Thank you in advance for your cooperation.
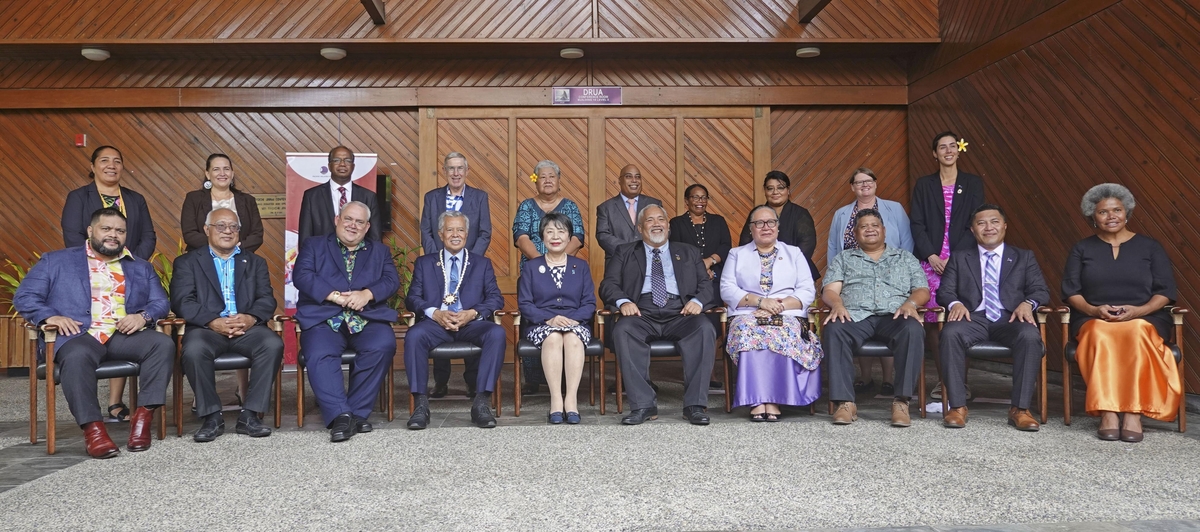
[432,356,480,389]
[405,318,505,395]
[612,295,715,410]
[823,315,924,402]
[181,325,283,418]
[940,310,1044,408]
[300,321,396,428]
[55,329,174,426]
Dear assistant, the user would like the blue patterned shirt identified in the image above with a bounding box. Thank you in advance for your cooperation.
[209,245,241,317]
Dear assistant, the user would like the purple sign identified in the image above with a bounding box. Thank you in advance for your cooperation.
[552,86,623,106]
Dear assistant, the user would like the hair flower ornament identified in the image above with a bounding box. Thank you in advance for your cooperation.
[530,173,538,182]
[957,138,969,152]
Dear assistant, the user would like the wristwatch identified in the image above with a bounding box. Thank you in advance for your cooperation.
[139,311,153,326]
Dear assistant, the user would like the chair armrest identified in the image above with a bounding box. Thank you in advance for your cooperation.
[704,307,727,322]
[1036,306,1054,325]
[1056,306,1070,324]
[503,310,522,326]
[400,311,416,327]
[1170,306,1188,325]
[933,307,946,323]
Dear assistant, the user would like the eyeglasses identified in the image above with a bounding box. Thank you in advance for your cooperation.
[687,195,709,201]
[329,158,354,165]
[340,218,368,228]
[207,223,240,233]
[749,219,779,229]
[851,180,875,187]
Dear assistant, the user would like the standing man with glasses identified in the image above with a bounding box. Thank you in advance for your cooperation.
[419,152,492,398]
[298,146,382,247]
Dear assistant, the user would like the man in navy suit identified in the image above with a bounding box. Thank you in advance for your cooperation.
[15,207,173,459]
[599,204,716,426]
[419,152,492,398]
[405,211,505,429]
[937,204,1049,431]
[171,208,283,442]
[297,146,382,247]
[293,201,399,442]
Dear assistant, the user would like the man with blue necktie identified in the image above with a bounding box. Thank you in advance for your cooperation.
[404,211,505,429]
[937,204,1049,431]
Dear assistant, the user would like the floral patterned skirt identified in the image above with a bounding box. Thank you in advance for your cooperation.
[725,314,822,370]
[526,324,592,347]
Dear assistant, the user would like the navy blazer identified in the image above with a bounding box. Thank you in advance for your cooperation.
[297,181,381,246]
[420,185,491,256]
[937,245,1049,313]
[406,250,503,321]
[14,247,170,345]
[170,247,278,328]
[62,183,157,260]
[517,256,596,325]
[598,240,713,312]
[910,172,985,261]
[293,234,399,331]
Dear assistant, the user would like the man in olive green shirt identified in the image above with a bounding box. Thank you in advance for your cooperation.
[822,209,930,428]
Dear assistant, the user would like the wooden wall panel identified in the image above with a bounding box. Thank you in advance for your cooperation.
[435,119,511,276]
[515,118,590,263]
[908,0,1200,390]
[909,0,1066,80]
[771,107,909,270]
[682,118,754,240]
[591,58,906,88]
[597,0,937,39]
[604,119,677,216]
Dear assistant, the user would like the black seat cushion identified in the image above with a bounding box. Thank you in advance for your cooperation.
[854,341,892,357]
[648,340,678,357]
[428,342,483,360]
[1065,341,1181,364]
[37,361,140,384]
[516,338,604,358]
[965,341,1014,358]
[213,353,254,371]
[298,351,358,367]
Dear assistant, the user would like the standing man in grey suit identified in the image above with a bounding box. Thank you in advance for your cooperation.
[419,152,492,398]
[937,204,1049,431]
[599,204,716,426]
[298,146,382,246]
[595,164,662,267]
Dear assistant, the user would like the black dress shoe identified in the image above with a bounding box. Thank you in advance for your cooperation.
[408,395,430,430]
[430,382,448,399]
[193,413,225,443]
[467,383,478,400]
[471,393,497,428]
[683,406,710,425]
[354,416,373,433]
[621,407,659,425]
[329,413,355,443]
[236,410,272,438]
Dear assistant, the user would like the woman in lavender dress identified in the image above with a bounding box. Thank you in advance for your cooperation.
[721,206,822,421]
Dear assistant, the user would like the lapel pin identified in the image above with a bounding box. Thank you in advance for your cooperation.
[539,265,546,274]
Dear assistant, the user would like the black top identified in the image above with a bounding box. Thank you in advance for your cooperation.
[670,212,732,304]
[738,201,819,279]
[1062,234,1176,339]
[180,188,264,253]
[909,172,985,261]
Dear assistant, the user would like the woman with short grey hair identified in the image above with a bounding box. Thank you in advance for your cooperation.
[1062,183,1178,443]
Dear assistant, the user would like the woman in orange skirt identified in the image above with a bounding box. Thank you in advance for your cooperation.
[1062,183,1180,443]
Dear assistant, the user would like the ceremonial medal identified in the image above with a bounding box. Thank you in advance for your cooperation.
[443,294,457,305]
[440,249,469,308]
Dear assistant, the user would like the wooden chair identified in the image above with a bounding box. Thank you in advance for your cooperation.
[403,313,503,416]
[281,315,396,428]
[1058,306,1187,432]
[597,307,729,414]
[932,307,1052,423]
[500,310,606,416]
[169,318,288,436]
[27,320,170,455]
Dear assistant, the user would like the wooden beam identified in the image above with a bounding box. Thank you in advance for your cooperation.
[798,0,834,23]
[360,0,386,25]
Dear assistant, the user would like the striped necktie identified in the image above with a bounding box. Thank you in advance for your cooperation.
[983,251,1001,322]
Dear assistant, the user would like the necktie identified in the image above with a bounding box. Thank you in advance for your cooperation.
[448,257,462,312]
[338,186,348,212]
[627,198,637,224]
[651,248,667,307]
[983,251,1001,322]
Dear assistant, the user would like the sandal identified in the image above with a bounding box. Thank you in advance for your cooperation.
[764,413,781,422]
[107,403,130,423]
[854,379,875,394]
[880,382,895,396]
[750,413,767,422]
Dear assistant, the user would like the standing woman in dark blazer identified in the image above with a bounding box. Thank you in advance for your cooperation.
[180,153,264,253]
[179,153,266,407]
[60,145,159,422]
[670,184,732,305]
[738,171,819,279]
[517,213,597,424]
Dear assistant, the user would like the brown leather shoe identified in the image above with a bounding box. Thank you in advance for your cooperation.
[831,402,857,425]
[82,421,119,459]
[891,399,911,427]
[1119,429,1143,443]
[1007,407,1040,432]
[943,406,968,428]
[127,406,155,452]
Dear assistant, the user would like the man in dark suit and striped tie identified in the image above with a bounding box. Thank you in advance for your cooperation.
[937,204,1049,431]
[297,146,382,247]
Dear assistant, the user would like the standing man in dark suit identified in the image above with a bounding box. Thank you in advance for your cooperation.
[293,201,399,442]
[937,204,1049,431]
[405,211,506,429]
[297,146,381,246]
[595,164,663,267]
[418,152,492,398]
[171,208,283,442]
[599,204,716,426]
[15,207,173,459]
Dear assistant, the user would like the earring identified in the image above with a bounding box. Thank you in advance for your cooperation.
[203,180,212,190]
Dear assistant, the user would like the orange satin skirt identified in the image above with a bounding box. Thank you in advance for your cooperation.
[1075,319,1181,421]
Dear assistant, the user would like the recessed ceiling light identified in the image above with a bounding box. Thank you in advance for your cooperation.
[560,47,584,59]
[795,46,821,58]
[81,48,111,61]
[320,47,347,60]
